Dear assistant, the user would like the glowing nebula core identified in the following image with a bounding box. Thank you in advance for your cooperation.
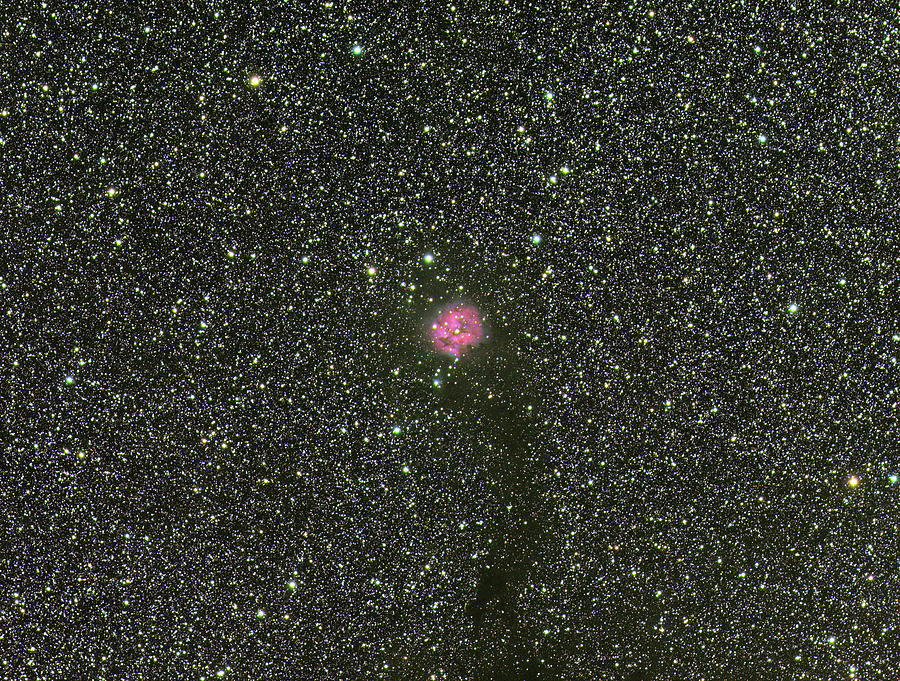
[429,304,484,357]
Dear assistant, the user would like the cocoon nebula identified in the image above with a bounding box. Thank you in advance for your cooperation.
[429,304,483,357]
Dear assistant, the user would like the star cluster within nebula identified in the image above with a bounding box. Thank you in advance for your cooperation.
[429,304,484,357]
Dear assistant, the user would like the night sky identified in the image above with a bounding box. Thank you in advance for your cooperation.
[4,3,900,680]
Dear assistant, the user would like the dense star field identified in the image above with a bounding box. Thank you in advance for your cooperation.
[3,3,900,680]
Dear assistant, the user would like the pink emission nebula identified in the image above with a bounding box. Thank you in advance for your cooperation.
[429,304,484,357]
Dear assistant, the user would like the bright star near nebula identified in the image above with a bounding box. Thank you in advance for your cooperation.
[429,304,484,357]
